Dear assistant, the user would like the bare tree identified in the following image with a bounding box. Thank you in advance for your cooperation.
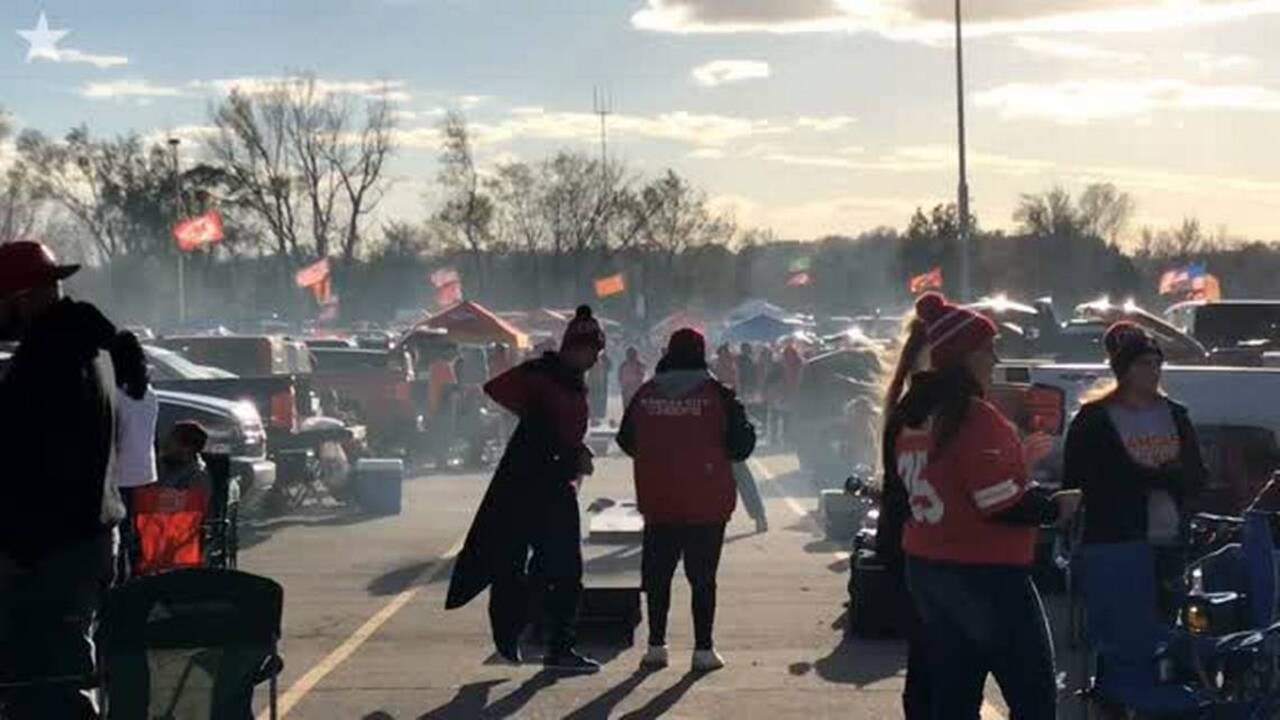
[1013,186,1078,238]
[209,74,396,262]
[13,127,176,260]
[638,170,735,262]
[0,113,41,244]
[1078,183,1135,246]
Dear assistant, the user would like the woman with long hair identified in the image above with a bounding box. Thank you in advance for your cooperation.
[890,293,1081,719]
[875,314,932,718]
[1063,322,1207,612]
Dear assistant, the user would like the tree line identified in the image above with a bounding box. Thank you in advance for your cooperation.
[1,76,1278,329]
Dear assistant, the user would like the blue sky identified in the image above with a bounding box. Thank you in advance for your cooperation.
[5,0,1280,241]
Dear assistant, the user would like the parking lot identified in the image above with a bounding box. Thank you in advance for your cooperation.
[239,452,1024,719]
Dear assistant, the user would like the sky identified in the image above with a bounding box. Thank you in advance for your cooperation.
[4,0,1280,243]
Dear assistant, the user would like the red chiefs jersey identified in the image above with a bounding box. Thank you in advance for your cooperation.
[900,398,1038,566]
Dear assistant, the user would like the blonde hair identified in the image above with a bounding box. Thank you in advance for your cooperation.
[881,316,929,434]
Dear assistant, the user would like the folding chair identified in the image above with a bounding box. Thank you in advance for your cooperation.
[97,568,284,720]
[202,454,239,570]
[1078,542,1212,717]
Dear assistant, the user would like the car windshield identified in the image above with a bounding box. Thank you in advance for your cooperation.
[143,345,237,380]
[1196,305,1280,348]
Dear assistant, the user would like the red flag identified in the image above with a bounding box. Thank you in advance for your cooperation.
[310,276,332,304]
[909,267,943,295]
[595,273,626,298]
[1188,274,1222,302]
[172,209,225,252]
[435,281,462,308]
[295,258,331,289]
[786,272,811,288]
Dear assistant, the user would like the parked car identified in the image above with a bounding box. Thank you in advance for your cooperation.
[154,389,278,517]
[1166,299,1280,365]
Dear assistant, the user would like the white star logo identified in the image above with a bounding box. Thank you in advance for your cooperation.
[17,12,69,63]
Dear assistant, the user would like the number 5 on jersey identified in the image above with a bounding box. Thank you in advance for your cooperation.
[899,450,944,524]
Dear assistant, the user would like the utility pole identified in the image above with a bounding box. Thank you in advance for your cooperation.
[168,137,187,327]
[955,0,972,302]
[593,85,612,172]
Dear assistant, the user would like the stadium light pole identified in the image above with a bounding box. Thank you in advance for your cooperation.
[168,137,187,326]
[955,0,972,302]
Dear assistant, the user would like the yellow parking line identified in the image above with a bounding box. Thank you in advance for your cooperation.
[260,535,466,720]
[750,457,1010,720]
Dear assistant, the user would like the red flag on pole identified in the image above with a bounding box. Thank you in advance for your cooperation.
[295,258,331,289]
[172,209,225,252]
[785,272,811,288]
[595,273,626,298]
[909,267,944,295]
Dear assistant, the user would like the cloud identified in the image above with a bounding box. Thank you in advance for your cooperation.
[456,94,491,109]
[974,79,1280,123]
[1011,36,1144,64]
[691,59,771,87]
[56,48,129,68]
[796,115,857,131]
[81,79,185,100]
[688,147,727,159]
[192,77,412,102]
[463,108,796,148]
[631,0,1280,41]
[759,144,1054,175]
[1184,51,1256,73]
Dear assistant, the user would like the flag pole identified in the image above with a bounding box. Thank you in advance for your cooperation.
[168,137,186,326]
[955,0,972,302]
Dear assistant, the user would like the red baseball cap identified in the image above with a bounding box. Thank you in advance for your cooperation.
[0,241,80,299]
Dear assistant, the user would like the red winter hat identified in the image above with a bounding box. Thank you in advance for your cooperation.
[1103,321,1162,378]
[915,292,997,369]
[666,327,707,367]
[0,241,80,299]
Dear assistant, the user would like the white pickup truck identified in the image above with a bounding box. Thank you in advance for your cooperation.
[994,362,1280,515]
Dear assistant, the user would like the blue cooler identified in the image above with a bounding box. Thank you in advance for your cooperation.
[355,458,404,516]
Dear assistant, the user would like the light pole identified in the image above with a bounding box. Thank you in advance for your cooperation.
[955,0,972,302]
[168,137,186,326]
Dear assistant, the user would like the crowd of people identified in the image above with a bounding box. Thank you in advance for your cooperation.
[0,239,1218,719]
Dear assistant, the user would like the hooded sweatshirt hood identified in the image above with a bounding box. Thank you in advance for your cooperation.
[652,367,714,400]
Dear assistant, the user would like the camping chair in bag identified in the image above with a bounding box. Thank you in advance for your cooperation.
[97,568,284,720]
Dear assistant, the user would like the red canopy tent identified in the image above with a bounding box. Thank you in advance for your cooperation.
[421,301,530,349]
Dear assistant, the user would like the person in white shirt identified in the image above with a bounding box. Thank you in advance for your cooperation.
[109,331,158,580]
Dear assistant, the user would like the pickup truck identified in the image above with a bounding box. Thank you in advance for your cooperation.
[150,335,366,511]
[1165,300,1280,366]
[995,362,1280,514]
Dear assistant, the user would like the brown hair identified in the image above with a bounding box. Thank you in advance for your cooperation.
[881,316,929,435]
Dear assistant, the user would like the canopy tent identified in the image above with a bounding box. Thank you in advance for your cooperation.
[421,301,530,349]
[726,299,788,325]
[721,314,807,345]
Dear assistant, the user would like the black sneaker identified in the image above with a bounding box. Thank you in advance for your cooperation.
[543,648,601,674]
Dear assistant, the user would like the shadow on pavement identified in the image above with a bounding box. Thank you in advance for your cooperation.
[617,670,709,720]
[561,667,659,720]
[366,558,455,596]
[787,629,906,689]
[412,679,506,719]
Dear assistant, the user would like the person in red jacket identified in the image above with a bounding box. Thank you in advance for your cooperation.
[896,293,1080,719]
[446,305,606,674]
[616,328,756,673]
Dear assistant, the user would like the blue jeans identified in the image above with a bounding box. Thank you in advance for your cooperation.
[906,557,1056,720]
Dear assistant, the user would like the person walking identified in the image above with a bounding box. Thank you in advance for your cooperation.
[616,328,757,672]
[618,346,647,409]
[446,305,607,674]
[0,241,124,720]
[1063,322,1207,614]
[109,330,159,581]
[896,293,1081,720]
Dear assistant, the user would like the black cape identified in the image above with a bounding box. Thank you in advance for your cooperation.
[445,357,582,610]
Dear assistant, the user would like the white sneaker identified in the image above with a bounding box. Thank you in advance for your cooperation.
[691,649,725,672]
[640,645,669,669]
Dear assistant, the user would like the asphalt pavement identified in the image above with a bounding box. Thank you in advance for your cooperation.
[239,448,1029,719]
